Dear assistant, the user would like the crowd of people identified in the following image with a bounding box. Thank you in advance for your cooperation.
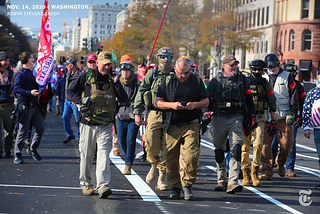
[1,47,320,201]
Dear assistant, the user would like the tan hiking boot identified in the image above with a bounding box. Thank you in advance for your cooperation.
[241,168,251,186]
[251,165,261,186]
[99,186,112,199]
[259,173,273,181]
[226,184,243,194]
[156,170,168,190]
[123,164,132,175]
[82,186,94,196]
[146,163,158,183]
[286,170,297,177]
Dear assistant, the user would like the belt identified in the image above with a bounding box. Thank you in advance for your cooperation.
[150,106,161,111]
[212,113,242,118]
[171,119,198,126]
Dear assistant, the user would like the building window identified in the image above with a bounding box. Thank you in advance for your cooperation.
[275,32,278,52]
[257,9,260,26]
[114,25,116,29]
[261,41,263,53]
[289,30,295,50]
[253,10,256,27]
[284,31,287,51]
[266,6,269,24]
[102,18,104,21]
[302,29,312,50]
[279,32,282,52]
[256,41,259,53]
[265,41,268,53]
[261,8,265,26]
[302,0,309,18]
[95,24,97,28]
[95,17,97,21]
[94,31,97,34]
[315,0,320,18]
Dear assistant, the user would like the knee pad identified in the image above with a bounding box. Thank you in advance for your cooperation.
[215,149,225,164]
[233,144,242,161]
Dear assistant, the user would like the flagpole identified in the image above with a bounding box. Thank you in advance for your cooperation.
[35,0,54,92]
[144,0,171,75]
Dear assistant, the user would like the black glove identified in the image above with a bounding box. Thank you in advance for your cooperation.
[200,122,208,135]
[251,116,258,129]
[243,114,252,136]
[202,111,211,123]
[267,120,277,134]
[294,117,302,128]
[80,97,93,117]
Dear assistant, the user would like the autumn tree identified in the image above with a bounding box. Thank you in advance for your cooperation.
[196,0,262,67]
[0,15,32,64]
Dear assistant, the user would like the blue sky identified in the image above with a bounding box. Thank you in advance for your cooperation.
[9,0,130,32]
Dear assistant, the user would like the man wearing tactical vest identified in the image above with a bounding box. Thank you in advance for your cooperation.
[241,59,277,187]
[156,57,209,200]
[204,55,256,194]
[0,51,15,158]
[271,63,306,178]
[66,51,118,199]
[260,53,299,181]
[133,47,174,190]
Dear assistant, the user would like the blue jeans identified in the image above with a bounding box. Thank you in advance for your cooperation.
[271,126,298,171]
[313,129,320,169]
[62,100,80,140]
[117,118,139,165]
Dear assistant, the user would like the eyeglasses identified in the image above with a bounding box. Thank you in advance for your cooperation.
[88,61,96,64]
[177,70,190,76]
[120,63,133,70]
[159,55,173,60]
[252,67,263,71]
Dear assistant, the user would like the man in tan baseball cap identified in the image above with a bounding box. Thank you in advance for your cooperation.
[222,55,239,77]
[98,51,112,65]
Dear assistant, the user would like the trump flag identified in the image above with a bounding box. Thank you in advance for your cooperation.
[34,0,54,92]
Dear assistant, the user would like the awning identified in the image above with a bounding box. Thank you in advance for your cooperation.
[299,60,312,71]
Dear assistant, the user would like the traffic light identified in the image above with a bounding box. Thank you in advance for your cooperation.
[59,56,66,65]
[96,44,103,55]
[82,38,88,51]
[88,38,93,52]
[93,38,99,51]
[80,55,87,64]
[215,40,219,52]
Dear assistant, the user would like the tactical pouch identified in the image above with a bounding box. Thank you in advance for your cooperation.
[143,91,152,107]
[128,103,135,120]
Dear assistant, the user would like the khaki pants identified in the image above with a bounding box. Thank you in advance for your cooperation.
[261,119,293,176]
[143,110,166,171]
[79,123,112,191]
[166,120,200,188]
[0,103,15,154]
[212,115,244,186]
[241,114,265,169]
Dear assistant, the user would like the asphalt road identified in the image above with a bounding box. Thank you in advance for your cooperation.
[0,110,319,214]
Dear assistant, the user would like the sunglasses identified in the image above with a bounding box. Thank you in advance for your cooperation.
[229,63,237,67]
[159,55,173,60]
[286,65,298,71]
[120,63,133,70]
[88,61,96,64]
[252,67,263,71]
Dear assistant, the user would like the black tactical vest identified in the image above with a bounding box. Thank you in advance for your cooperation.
[214,72,245,114]
[248,76,268,113]
[0,70,14,103]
